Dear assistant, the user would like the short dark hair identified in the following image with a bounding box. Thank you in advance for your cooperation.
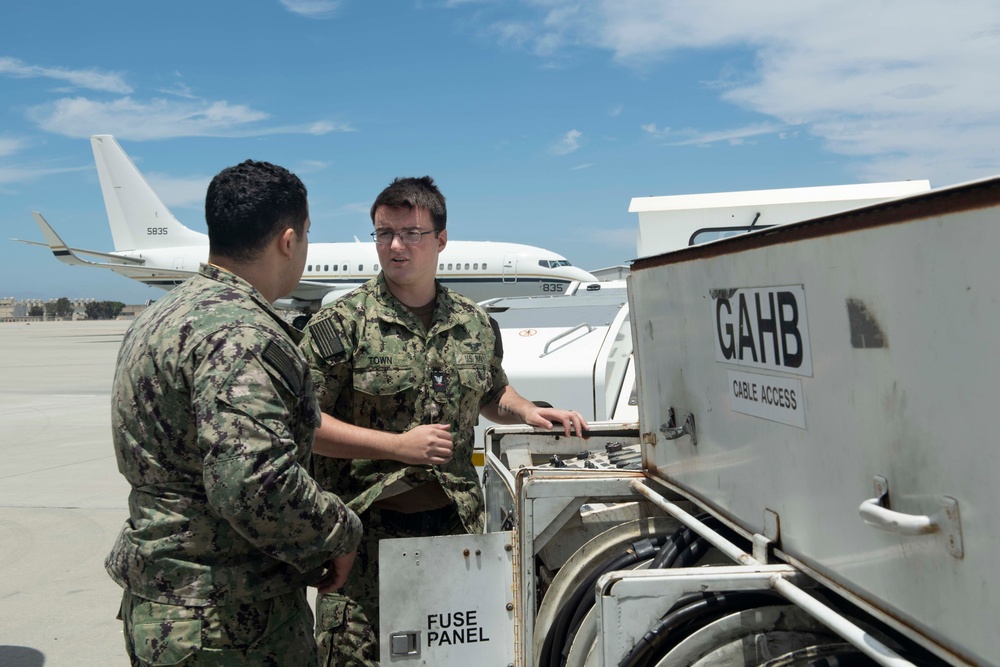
[370,176,447,231]
[205,160,308,262]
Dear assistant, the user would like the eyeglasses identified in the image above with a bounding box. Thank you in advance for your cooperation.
[371,229,438,246]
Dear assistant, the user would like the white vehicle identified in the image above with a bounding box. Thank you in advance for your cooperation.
[16,135,597,312]
[630,179,930,257]
[378,174,1000,666]
[471,280,635,472]
[468,179,930,474]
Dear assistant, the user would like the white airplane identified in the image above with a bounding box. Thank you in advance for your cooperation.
[17,135,597,311]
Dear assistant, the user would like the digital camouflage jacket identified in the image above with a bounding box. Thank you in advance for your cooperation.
[106,264,362,606]
[301,274,508,534]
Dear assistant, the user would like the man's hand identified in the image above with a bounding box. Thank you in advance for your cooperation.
[314,551,357,594]
[524,407,589,438]
[396,423,454,465]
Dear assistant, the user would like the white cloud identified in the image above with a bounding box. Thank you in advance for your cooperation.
[664,122,788,147]
[442,0,496,6]
[609,105,623,117]
[480,0,1000,185]
[0,56,132,94]
[25,97,353,140]
[279,0,343,19]
[549,129,582,155]
[571,163,593,170]
[0,164,89,187]
[640,123,669,140]
[0,136,89,187]
[157,81,198,100]
[339,202,372,215]
[296,159,331,173]
[0,137,29,158]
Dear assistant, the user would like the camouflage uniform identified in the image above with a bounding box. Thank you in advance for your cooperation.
[301,274,507,665]
[107,264,362,666]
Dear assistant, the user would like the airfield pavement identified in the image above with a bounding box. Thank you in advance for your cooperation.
[0,320,320,666]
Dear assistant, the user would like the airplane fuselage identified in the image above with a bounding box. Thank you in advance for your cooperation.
[107,239,596,304]
[22,135,599,309]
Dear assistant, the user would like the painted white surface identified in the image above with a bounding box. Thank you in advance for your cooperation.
[379,532,515,665]
[629,180,931,257]
[629,180,1000,664]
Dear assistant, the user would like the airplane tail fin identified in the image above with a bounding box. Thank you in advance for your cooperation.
[90,135,206,251]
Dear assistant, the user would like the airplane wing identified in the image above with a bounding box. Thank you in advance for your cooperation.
[291,279,363,303]
[15,212,146,267]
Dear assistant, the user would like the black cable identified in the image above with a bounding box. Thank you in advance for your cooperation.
[546,515,750,667]
[540,536,665,667]
[539,550,638,667]
[557,538,666,666]
[648,513,719,570]
[618,590,786,667]
[554,527,712,667]
[617,526,759,667]
[647,523,696,569]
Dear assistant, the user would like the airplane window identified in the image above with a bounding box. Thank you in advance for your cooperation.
[483,263,487,270]
[307,265,313,272]
[464,263,470,270]
[474,263,478,270]
[538,260,550,269]
[448,263,453,270]
[374,264,379,271]
[358,264,363,271]
[332,264,337,271]
[439,263,444,270]
[324,265,329,271]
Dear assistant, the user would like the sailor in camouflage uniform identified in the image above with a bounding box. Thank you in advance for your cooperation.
[107,160,362,666]
[300,176,587,665]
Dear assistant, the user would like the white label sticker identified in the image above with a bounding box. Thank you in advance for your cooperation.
[712,285,812,377]
[727,370,805,428]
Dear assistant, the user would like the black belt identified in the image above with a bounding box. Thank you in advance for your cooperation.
[372,505,460,534]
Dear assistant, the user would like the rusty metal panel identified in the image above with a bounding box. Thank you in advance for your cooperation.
[628,175,1000,665]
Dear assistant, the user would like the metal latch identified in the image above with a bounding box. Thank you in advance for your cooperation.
[389,631,420,657]
[659,410,697,446]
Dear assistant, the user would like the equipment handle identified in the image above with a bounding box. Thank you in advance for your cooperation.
[539,323,595,357]
[858,498,939,535]
[858,488,964,559]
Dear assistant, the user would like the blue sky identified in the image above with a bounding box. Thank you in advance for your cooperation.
[2,0,999,303]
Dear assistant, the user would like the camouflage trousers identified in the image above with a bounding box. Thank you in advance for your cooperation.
[118,588,316,666]
[316,504,464,667]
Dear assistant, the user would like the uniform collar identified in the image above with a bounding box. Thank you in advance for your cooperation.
[198,263,303,342]
[372,273,465,334]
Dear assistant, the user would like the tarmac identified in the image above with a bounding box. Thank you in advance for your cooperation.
[0,320,314,666]
[1,320,133,666]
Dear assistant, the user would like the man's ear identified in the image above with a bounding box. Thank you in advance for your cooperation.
[437,228,447,253]
[278,227,296,259]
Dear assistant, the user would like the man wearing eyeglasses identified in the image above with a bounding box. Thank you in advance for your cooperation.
[300,176,588,665]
